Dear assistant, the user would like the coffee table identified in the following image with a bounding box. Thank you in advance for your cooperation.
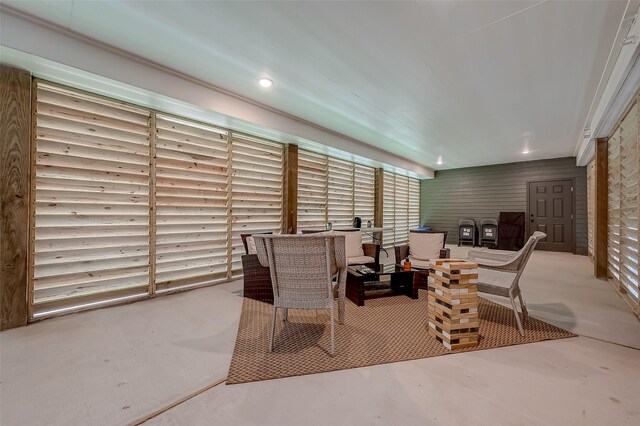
[346,264,417,306]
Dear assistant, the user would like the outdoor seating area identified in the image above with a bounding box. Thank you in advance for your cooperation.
[236,226,543,353]
[2,2,640,425]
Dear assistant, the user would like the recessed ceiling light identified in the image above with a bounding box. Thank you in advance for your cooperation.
[436,156,443,165]
[258,78,273,88]
[522,149,530,154]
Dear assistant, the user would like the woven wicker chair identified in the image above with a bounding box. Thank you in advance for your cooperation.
[253,234,347,356]
[395,230,450,290]
[467,231,546,336]
[240,233,273,304]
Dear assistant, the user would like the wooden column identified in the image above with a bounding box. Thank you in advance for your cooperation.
[373,168,384,245]
[1,66,31,330]
[594,138,608,278]
[374,168,384,227]
[284,144,298,234]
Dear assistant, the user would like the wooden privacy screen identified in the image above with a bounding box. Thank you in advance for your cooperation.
[607,126,621,284]
[32,82,152,316]
[354,164,376,227]
[154,114,230,292]
[587,159,595,258]
[607,101,639,310]
[382,171,420,247]
[327,157,356,228]
[230,134,284,274]
[31,81,285,318]
[297,150,328,229]
[30,79,419,319]
[296,149,375,236]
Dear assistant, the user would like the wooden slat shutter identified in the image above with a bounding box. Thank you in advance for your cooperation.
[32,81,152,316]
[297,150,328,229]
[297,149,376,232]
[354,164,375,224]
[587,159,595,258]
[328,157,355,227]
[394,175,410,243]
[409,178,421,231]
[608,127,622,283]
[618,103,639,301]
[354,164,376,242]
[31,80,338,319]
[230,134,284,274]
[383,171,397,247]
[154,114,229,292]
[382,171,421,247]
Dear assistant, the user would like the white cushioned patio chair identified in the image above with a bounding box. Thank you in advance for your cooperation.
[467,231,546,336]
[253,234,347,356]
[301,229,380,267]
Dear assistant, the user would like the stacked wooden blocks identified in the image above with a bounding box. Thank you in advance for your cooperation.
[427,259,479,350]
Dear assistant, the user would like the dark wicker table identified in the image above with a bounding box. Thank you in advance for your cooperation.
[346,264,417,306]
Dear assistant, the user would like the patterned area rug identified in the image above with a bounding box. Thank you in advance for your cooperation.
[227,291,575,384]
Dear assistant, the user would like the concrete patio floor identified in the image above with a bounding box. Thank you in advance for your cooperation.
[1,247,639,425]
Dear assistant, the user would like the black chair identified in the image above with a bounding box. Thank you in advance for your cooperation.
[479,219,498,248]
[498,212,526,251]
[458,219,477,247]
[241,232,273,303]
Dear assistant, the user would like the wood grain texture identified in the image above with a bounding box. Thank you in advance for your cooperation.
[374,168,384,227]
[285,144,298,234]
[421,157,588,254]
[595,138,608,277]
[1,66,31,330]
[148,112,157,295]
[225,133,234,278]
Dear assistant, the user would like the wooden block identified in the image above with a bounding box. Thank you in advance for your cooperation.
[443,262,478,270]
[429,310,477,324]
[429,318,479,333]
[428,289,478,306]
[429,272,479,286]
[432,258,466,265]
[449,341,479,350]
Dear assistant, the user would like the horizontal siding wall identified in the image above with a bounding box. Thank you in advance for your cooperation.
[420,157,588,254]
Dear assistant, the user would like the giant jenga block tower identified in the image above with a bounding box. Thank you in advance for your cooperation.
[427,259,479,350]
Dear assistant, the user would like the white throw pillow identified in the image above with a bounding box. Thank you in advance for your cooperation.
[409,232,444,260]
[246,236,257,255]
[335,231,365,258]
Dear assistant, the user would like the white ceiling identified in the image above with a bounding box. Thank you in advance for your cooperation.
[2,1,628,169]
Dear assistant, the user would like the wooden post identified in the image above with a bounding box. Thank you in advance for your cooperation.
[374,168,384,227]
[1,66,31,330]
[373,168,384,244]
[284,144,298,234]
[594,138,608,278]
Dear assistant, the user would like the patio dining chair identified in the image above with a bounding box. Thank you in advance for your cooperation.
[241,232,274,303]
[467,231,546,336]
[253,234,347,356]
